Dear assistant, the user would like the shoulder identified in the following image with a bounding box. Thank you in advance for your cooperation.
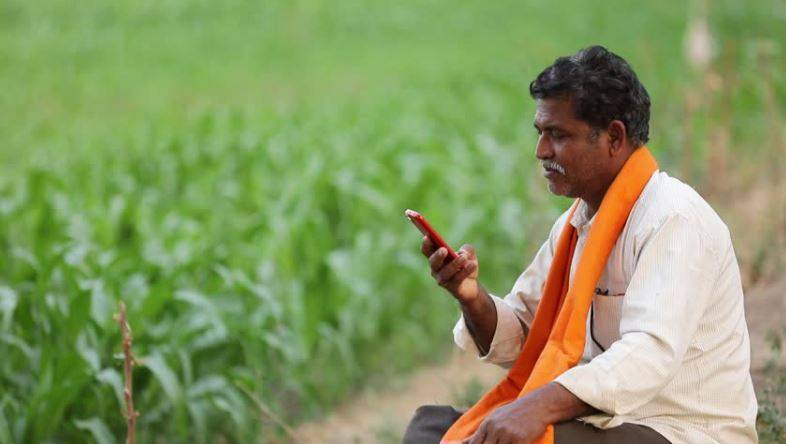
[629,171,731,253]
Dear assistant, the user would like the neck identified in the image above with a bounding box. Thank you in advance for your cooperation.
[582,181,612,219]
[582,196,602,220]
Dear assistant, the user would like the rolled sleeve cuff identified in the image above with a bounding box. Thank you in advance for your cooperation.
[452,293,525,367]
[554,364,618,414]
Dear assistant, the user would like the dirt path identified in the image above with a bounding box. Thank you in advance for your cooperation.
[294,279,786,443]
[294,350,505,443]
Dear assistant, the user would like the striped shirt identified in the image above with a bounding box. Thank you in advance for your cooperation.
[453,171,758,443]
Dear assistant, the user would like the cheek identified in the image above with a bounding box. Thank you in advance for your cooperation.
[554,148,576,177]
[563,149,593,179]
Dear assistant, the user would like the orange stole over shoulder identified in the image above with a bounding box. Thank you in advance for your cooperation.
[441,147,658,444]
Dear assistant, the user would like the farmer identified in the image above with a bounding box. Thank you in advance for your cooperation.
[405,46,757,444]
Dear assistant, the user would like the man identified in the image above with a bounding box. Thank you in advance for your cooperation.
[404,46,757,444]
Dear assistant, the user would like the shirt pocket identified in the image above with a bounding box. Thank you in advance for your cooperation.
[589,288,625,352]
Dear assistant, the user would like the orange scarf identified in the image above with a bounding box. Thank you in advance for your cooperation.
[441,147,658,444]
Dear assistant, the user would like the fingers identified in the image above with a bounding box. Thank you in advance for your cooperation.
[435,251,469,285]
[449,259,477,283]
[428,247,448,272]
[426,242,478,291]
[421,235,436,257]
[468,423,488,444]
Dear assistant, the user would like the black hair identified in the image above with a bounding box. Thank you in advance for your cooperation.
[529,45,651,147]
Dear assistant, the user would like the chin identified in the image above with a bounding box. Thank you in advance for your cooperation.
[547,182,572,197]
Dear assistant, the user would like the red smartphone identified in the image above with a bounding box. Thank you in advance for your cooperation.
[405,209,459,262]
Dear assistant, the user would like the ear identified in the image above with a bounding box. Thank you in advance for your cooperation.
[607,120,627,155]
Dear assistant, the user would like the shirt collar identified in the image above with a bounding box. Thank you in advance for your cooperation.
[569,199,596,230]
[569,170,659,231]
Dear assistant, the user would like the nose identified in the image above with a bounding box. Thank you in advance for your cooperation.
[535,134,554,160]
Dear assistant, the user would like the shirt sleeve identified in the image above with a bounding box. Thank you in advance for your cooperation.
[554,212,720,415]
[452,211,568,368]
[452,292,529,368]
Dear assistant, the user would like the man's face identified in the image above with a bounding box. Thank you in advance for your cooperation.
[533,98,608,199]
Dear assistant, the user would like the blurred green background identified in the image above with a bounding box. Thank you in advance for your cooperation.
[1,0,784,442]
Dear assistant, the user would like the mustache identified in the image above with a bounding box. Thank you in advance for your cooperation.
[541,160,566,175]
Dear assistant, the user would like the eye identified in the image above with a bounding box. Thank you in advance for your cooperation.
[550,129,566,140]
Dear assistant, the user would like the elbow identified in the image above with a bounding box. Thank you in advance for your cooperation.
[609,336,684,415]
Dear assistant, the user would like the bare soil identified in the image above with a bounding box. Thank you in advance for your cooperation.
[294,351,504,443]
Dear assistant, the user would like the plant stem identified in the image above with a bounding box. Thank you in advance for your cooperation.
[115,301,138,444]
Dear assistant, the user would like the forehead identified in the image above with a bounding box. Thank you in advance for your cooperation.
[533,98,582,127]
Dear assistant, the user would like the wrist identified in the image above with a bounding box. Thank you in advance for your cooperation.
[509,396,551,429]
[526,382,596,425]
[459,284,485,308]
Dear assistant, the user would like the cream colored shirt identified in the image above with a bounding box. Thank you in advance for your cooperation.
[453,171,758,443]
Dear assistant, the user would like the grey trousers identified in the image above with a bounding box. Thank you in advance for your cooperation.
[402,405,671,444]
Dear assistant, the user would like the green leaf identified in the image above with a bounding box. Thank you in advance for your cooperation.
[76,331,100,372]
[96,369,124,412]
[74,417,115,444]
[173,289,213,311]
[0,333,36,362]
[78,279,113,326]
[187,375,227,398]
[142,353,183,404]
[0,286,17,332]
[0,404,12,444]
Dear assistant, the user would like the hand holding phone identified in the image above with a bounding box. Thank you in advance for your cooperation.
[405,209,480,304]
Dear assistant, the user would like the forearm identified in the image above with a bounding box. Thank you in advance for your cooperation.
[527,382,598,424]
[459,285,498,355]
